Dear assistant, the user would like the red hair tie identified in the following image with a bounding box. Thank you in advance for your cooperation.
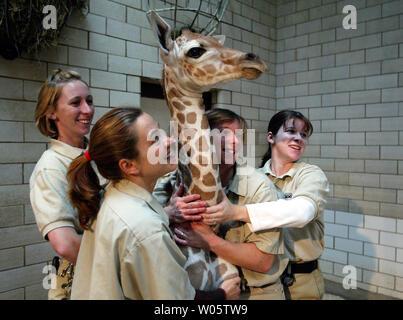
[84,150,92,161]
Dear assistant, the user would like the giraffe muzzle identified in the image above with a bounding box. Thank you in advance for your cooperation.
[240,53,267,79]
[245,53,257,61]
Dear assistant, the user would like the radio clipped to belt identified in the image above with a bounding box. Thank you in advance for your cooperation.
[280,263,295,287]
[280,260,319,300]
[280,263,295,300]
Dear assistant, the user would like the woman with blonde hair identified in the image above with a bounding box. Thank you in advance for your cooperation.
[29,69,95,299]
[68,107,240,300]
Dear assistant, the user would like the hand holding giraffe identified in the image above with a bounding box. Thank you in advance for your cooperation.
[165,184,206,224]
[169,190,248,226]
[173,221,213,250]
[202,193,250,225]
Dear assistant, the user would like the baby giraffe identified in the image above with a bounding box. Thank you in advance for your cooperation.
[147,11,267,290]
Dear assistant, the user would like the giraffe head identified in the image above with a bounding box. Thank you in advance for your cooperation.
[147,11,267,93]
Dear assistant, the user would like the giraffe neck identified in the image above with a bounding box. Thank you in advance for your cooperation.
[163,66,221,205]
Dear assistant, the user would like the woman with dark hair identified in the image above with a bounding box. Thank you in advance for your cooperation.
[29,69,95,299]
[183,109,329,300]
[67,107,240,300]
[154,108,287,300]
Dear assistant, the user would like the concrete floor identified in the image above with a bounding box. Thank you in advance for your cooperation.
[322,293,345,300]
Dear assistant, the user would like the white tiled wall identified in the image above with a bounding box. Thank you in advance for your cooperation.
[320,209,403,299]
[276,0,403,299]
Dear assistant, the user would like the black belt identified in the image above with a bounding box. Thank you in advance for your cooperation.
[280,260,318,300]
[290,260,318,274]
[242,280,280,294]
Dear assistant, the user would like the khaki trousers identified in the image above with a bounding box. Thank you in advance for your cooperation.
[288,269,324,300]
[240,282,285,300]
[48,258,73,300]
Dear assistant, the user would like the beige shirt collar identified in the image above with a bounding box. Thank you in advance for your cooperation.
[113,179,169,224]
[50,138,85,160]
[261,159,304,179]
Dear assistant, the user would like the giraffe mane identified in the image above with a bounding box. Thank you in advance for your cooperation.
[171,26,201,40]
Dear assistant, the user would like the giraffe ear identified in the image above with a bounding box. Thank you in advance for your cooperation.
[213,35,226,45]
[147,10,174,55]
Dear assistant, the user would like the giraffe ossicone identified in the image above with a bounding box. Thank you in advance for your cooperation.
[147,10,267,291]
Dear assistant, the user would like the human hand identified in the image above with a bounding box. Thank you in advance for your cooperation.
[201,192,240,225]
[220,276,241,300]
[165,184,206,224]
[173,222,214,250]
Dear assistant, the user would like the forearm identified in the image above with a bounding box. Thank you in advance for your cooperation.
[57,235,81,265]
[47,227,82,264]
[207,234,273,273]
[68,234,82,264]
[246,197,316,232]
[233,205,250,223]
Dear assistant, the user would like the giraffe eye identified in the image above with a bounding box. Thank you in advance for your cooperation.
[186,47,206,59]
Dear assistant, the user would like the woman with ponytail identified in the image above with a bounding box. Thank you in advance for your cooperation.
[29,69,95,299]
[68,107,240,300]
[182,110,330,300]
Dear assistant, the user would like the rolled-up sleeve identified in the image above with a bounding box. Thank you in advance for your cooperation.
[245,225,283,255]
[30,168,78,239]
[292,165,329,220]
[226,171,284,255]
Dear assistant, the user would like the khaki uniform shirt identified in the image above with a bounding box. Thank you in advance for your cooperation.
[71,179,196,300]
[29,139,84,239]
[260,160,329,263]
[152,170,177,207]
[153,163,288,288]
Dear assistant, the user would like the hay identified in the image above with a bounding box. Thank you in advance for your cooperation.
[0,0,88,60]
